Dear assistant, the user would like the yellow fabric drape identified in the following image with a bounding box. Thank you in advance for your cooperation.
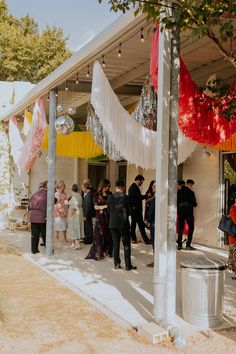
[41,126,103,158]
[24,111,103,158]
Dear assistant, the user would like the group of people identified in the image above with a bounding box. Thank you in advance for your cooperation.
[26,174,236,277]
[27,174,156,270]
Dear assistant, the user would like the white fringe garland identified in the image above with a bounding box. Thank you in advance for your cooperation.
[91,61,197,169]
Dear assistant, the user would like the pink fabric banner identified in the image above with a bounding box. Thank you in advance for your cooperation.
[18,99,47,171]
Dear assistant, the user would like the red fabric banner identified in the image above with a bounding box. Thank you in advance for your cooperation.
[150,29,236,146]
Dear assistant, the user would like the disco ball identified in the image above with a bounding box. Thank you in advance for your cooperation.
[56,104,64,114]
[55,115,75,135]
[68,107,76,116]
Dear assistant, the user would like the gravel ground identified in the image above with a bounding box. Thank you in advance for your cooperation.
[0,241,235,354]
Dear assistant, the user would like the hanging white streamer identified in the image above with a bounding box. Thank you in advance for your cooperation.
[91,61,197,169]
[9,117,24,172]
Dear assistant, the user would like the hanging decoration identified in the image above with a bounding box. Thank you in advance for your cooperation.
[18,99,47,171]
[86,104,123,161]
[22,110,32,136]
[150,29,236,146]
[90,61,197,169]
[131,75,157,130]
[56,104,64,114]
[68,107,76,116]
[55,115,75,135]
[8,117,24,172]
[91,61,157,169]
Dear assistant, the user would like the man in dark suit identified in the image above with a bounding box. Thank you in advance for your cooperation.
[177,179,197,250]
[128,175,151,244]
[108,180,137,271]
[82,183,96,244]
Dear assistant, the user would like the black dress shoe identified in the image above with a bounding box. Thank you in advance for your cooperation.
[144,239,151,245]
[185,246,196,251]
[177,245,182,250]
[115,264,122,269]
[125,265,137,271]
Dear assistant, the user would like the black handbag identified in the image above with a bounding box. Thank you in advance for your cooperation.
[218,215,236,237]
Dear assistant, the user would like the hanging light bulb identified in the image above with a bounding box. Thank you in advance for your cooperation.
[118,43,122,58]
[102,55,106,68]
[55,90,58,98]
[141,28,144,43]
[76,74,79,85]
[65,82,69,91]
[47,93,49,102]
[86,65,90,77]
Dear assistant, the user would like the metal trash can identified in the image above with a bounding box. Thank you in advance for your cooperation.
[181,257,225,328]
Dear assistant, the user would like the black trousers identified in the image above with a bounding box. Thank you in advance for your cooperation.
[31,222,46,254]
[177,211,194,247]
[130,211,148,242]
[110,228,132,268]
[84,217,93,244]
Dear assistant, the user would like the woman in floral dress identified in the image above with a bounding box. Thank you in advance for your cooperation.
[54,180,68,242]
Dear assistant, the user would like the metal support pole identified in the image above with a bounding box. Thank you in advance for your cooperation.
[167,20,180,326]
[153,3,180,327]
[46,89,56,256]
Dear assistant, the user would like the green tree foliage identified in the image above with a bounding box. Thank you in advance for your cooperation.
[99,0,236,69]
[0,0,71,83]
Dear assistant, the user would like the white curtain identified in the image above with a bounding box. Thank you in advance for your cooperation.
[91,61,197,169]
[9,117,24,172]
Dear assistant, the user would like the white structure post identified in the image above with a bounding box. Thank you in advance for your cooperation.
[46,89,56,256]
[153,4,180,327]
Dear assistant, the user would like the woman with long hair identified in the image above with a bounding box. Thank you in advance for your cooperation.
[54,180,68,242]
[144,180,155,227]
[85,178,112,260]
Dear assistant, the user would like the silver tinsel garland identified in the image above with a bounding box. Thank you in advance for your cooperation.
[131,75,157,131]
[86,104,123,161]
[86,75,157,160]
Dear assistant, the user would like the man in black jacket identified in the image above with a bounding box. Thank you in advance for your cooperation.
[177,179,197,250]
[128,175,151,244]
[82,183,96,244]
[108,180,137,271]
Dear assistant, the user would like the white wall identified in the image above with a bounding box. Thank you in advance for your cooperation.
[183,146,220,247]
[126,164,155,194]
[29,151,74,196]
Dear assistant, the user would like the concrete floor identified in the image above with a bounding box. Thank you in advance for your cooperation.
[0,228,235,335]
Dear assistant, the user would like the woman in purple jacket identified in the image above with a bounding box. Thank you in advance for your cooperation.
[28,181,47,254]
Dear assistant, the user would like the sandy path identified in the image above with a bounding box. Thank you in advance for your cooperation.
[0,243,235,354]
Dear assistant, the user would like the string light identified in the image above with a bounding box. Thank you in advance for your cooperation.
[118,43,122,58]
[47,93,49,102]
[76,73,79,84]
[141,28,144,43]
[55,90,58,97]
[65,82,69,91]
[102,55,106,68]
[86,65,90,77]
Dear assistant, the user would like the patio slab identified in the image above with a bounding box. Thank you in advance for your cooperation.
[0,229,235,336]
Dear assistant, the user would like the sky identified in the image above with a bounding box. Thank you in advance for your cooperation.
[6,0,120,51]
